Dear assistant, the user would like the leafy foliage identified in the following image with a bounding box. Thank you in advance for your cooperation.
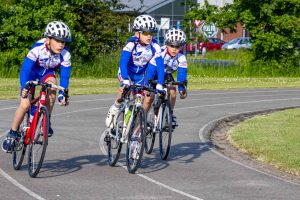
[186,0,300,73]
[0,0,137,71]
[74,0,133,58]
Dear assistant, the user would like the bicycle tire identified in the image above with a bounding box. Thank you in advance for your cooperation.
[145,106,155,154]
[28,107,49,178]
[126,107,146,173]
[159,101,172,160]
[106,111,124,166]
[13,112,29,170]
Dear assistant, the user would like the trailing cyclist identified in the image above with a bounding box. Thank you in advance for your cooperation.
[105,14,165,129]
[2,21,71,152]
[145,28,188,127]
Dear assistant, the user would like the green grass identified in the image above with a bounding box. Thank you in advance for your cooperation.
[3,49,299,78]
[229,109,300,176]
[188,50,300,77]
[1,77,300,100]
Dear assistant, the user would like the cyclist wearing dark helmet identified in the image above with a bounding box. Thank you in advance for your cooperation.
[2,21,72,153]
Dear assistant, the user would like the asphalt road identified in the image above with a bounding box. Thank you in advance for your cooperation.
[1,88,300,200]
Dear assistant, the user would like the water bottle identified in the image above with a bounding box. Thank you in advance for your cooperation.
[29,105,37,123]
[125,105,132,125]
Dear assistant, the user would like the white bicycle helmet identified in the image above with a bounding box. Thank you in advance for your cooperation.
[164,28,187,46]
[44,21,72,42]
[132,15,157,33]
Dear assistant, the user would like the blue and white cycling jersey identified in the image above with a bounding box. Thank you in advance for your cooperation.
[119,36,164,86]
[161,46,187,75]
[20,38,71,90]
[146,45,187,91]
[161,46,187,91]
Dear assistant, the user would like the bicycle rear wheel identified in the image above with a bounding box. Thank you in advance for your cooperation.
[159,101,172,160]
[28,107,49,178]
[145,106,155,154]
[106,111,124,166]
[13,112,29,170]
[126,107,146,173]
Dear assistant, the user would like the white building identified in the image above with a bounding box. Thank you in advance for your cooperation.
[197,0,233,7]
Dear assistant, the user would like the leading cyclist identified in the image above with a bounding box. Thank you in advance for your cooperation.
[105,14,164,129]
[2,21,72,152]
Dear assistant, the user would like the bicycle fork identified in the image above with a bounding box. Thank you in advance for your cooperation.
[154,106,163,133]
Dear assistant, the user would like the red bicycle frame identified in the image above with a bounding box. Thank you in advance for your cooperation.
[23,86,48,145]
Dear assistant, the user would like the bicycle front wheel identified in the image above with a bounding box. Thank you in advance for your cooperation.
[159,101,172,160]
[126,107,146,173]
[28,107,49,178]
[106,111,124,166]
[145,106,155,154]
[13,112,29,170]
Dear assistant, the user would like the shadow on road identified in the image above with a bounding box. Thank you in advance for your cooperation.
[20,154,107,178]
[140,141,212,174]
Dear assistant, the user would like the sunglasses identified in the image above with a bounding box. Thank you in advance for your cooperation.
[169,45,181,49]
[140,31,153,36]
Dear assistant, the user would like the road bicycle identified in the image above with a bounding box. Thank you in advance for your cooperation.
[104,84,155,173]
[145,79,187,160]
[12,80,68,178]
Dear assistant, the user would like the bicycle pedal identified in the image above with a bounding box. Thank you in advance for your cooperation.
[104,135,110,143]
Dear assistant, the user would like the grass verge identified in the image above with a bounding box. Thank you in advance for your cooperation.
[229,108,300,176]
[1,77,300,100]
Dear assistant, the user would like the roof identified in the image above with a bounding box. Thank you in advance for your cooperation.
[117,0,176,13]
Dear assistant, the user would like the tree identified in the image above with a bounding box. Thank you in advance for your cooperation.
[0,0,136,67]
[74,0,133,58]
[186,0,300,73]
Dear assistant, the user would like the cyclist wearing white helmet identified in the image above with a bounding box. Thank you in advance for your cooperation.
[105,14,165,128]
[145,28,188,126]
[2,21,72,152]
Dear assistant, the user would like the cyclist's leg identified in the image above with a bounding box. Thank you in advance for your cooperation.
[11,97,31,131]
[168,85,177,111]
[106,69,128,128]
[168,86,178,127]
[143,65,156,113]
[41,72,57,136]
[11,71,37,132]
[2,84,32,152]
[41,73,57,114]
[143,92,154,113]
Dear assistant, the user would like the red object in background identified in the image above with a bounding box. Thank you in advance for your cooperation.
[187,38,226,53]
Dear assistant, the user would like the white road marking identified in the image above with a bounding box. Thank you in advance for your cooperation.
[198,113,300,186]
[0,168,46,200]
[0,106,18,111]
[1,94,300,199]
[185,93,300,102]
[187,89,300,96]
[99,131,204,200]
[175,97,300,111]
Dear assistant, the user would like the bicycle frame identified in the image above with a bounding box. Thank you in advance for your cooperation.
[11,80,68,177]
[120,91,144,143]
[23,85,48,145]
[152,88,168,133]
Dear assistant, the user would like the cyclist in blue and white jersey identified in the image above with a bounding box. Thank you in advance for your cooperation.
[145,28,188,125]
[105,14,164,128]
[2,21,71,152]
